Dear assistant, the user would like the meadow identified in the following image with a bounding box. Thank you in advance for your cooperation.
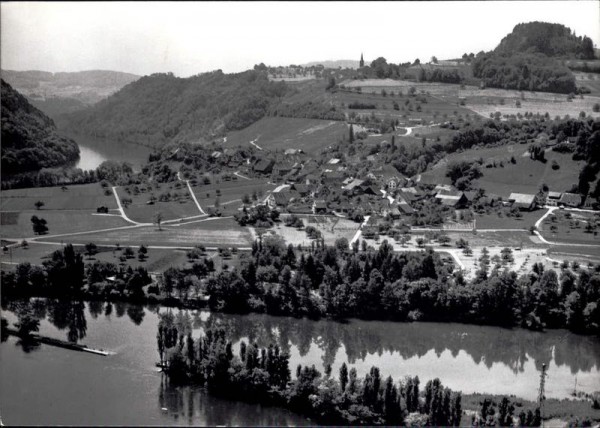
[538,210,600,246]
[421,145,584,197]
[225,116,347,155]
[274,215,360,247]
[0,183,116,211]
[55,217,254,248]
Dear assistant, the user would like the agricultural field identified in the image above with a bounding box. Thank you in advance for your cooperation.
[57,217,254,248]
[574,72,600,97]
[538,210,600,246]
[0,183,116,211]
[421,145,585,197]
[333,88,476,127]
[274,215,360,247]
[0,210,128,239]
[190,178,275,216]
[547,245,600,261]
[225,117,347,155]
[115,183,201,223]
[459,86,600,119]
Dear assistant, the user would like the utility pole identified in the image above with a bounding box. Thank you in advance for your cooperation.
[538,363,547,427]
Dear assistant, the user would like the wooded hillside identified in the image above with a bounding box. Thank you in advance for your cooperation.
[1,79,80,175]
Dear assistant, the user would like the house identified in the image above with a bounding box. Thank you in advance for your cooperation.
[546,191,562,206]
[508,193,537,211]
[322,171,345,185]
[273,163,294,178]
[398,201,415,215]
[291,183,311,197]
[313,199,328,214]
[558,193,582,208]
[328,158,341,165]
[435,193,468,209]
[342,178,365,193]
[253,159,274,174]
[285,148,302,156]
[211,151,222,159]
[463,191,478,203]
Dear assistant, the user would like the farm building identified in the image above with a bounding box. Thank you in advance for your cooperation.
[342,178,366,193]
[558,193,582,208]
[291,183,311,197]
[313,199,328,214]
[435,193,469,209]
[546,191,562,206]
[508,193,537,211]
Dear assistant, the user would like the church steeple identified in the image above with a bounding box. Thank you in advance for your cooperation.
[359,53,364,68]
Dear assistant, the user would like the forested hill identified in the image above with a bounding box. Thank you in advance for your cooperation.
[1,79,79,176]
[60,70,290,147]
[471,22,594,94]
[494,22,595,59]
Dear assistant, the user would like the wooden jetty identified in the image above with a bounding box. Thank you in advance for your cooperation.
[6,328,114,356]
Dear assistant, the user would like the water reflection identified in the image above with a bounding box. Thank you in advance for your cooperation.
[197,312,600,377]
[157,374,311,426]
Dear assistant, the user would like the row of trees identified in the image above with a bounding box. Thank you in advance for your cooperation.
[159,322,465,426]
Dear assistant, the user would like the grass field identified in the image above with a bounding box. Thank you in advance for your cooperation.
[0,210,128,239]
[547,245,600,260]
[538,210,600,246]
[421,145,584,197]
[1,183,117,211]
[474,210,545,230]
[116,183,201,223]
[53,218,254,248]
[225,117,347,155]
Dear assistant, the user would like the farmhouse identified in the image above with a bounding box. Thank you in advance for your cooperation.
[546,191,562,206]
[253,159,274,174]
[508,193,537,211]
[558,193,582,208]
[291,183,311,197]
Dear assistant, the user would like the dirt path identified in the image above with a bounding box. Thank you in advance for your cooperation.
[185,181,207,215]
[112,187,151,226]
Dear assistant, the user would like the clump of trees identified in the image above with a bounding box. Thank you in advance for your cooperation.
[234,204,279,227]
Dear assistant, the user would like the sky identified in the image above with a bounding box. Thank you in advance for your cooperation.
[2,1,599,77]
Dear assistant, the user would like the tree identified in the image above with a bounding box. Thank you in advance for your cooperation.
[34,201,45,210]
[30,216,48,235]
[431,56,438,64]
[349,124,354,143]
[154,212,163,231]
[84,242,98,259]
[138,245,148,261]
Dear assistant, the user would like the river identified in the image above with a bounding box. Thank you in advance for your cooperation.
[1,300,599,425]
[65,133,154,172]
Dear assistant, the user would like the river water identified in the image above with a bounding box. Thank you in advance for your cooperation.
[66,133,154,172]
[1,300,599,426]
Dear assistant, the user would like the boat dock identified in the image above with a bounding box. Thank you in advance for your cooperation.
[6,329,114,356]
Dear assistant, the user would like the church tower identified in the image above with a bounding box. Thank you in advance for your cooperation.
[359,53,364,68]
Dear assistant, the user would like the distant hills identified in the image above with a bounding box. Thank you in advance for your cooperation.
[1,69,140,118]
[60,70,290,147]
[1,79,79,176]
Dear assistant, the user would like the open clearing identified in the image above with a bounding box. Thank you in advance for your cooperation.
[274,215,360,247]
[1,183,116,211]
[474,210,545,230]
[225,117,347,155]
